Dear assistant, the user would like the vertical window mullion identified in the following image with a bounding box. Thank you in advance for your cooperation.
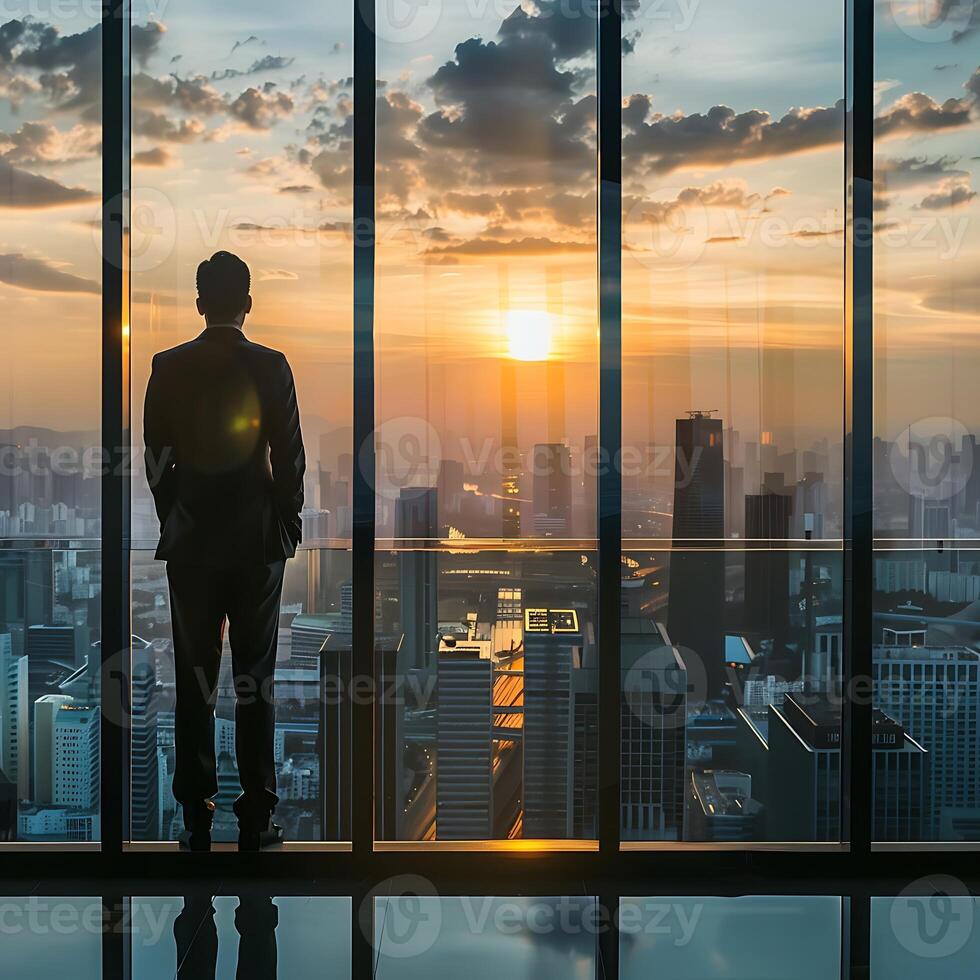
[101,0,129,857]
[352,0,377,973]
[844,0,874,859]
[598,0,623,977]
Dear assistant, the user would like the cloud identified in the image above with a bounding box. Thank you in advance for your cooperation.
[622,65,980,176]
[227,85,294,129]
[132,107,204,143]
[875,90,973,137]
[625,180,788,224]
[0,253,98,293]
[231,36,261,55]
[132,146,172,167]
[212,55,295,81]
[0,158,94,207]
[0,120,100,165]
[916,179,977,209]
[130,70,294,141]
[426,236,594,257]
[623,95,845,174]
[875,154,968,189]
[257,268,299,281]
[875,155,976,212]
[413,2,595,176]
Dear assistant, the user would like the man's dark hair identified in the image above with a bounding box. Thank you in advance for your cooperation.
[196,250,251,322]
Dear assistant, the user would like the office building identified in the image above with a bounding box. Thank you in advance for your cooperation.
[764,695,926,842]
[531,443,572,536]
[436,635,493,840]
[874,642,980,840]
[668,412,727,696]
[523,607,583,838]
[396,487,439,671]
[131,638,161,840]
[0,633,29,799]
[744,476,793,654]
[620,618,687,841]
[32,694,72,804]
[53,703,99,811]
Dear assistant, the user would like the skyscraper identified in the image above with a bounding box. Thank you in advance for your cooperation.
[435,636,493,840]
[131,638,161,840]
[0,632,29,799]
[620,619,687,840]
[396,487,439,671]
[874,641,980,840]
[53,703,99,811]
[764,695,925,842]
[744,475,793,670]
[32,694,72,803]
[668,412,726,697]
[531,443,572,537]
[523,607,583,838]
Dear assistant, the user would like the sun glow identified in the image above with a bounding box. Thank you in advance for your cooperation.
[505,309,554,361]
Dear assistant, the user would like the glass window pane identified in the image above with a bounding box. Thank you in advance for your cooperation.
[130,3,353,842]
[0,10,102,843]
[374,2,598,842]
[0,897,102,976]
[873,3,980,843]
[621,0,845,842]
[375,896,597,978]
[620,895,842,978]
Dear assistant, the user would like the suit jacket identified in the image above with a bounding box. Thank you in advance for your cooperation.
[143,327,306,568]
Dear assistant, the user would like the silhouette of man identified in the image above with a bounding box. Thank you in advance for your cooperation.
[174,894,278,978]
[144,251,305,852]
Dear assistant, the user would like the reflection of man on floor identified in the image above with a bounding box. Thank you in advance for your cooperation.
[144,251,306,852]
[175,895,278,979]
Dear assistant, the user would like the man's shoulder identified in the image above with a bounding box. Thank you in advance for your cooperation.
[151,338,199,370]
[239,337,292,375]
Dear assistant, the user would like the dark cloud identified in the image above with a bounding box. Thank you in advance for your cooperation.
[0,158,95,207]
[131,70,293,139]
[875,154,968,189]
[875,90,973,137]
[132,146,172,167]
[496,0,597,62]
[623,96,845,174]
[916,180,977,209]
[132,107,204,143]
[212,55,295,81]
[413,3,595,178]
[231,36,261,55]
[0,253,98,293]
[622,65,980,176]
[227,85,294,129]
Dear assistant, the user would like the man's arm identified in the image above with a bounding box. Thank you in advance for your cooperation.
[143,354,177,527]
[269,353,306,545]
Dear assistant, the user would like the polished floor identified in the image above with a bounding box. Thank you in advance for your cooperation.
[0,887,975,978]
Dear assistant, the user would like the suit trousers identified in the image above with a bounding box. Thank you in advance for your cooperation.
[167,560,285,827]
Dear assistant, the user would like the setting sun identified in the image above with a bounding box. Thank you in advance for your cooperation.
[506,309,554,362]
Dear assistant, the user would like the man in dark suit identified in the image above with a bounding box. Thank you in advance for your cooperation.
[144,251,305,852]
